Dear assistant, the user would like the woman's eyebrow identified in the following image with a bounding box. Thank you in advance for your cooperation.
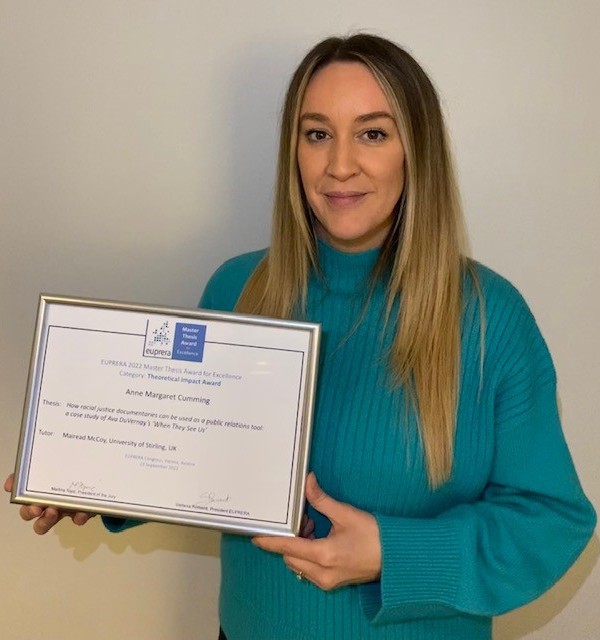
[299,111,395,124]
[299,112,329,123]
[355,111,395,123]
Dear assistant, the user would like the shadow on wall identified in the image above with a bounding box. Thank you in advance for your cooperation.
[494,534,599,639]
[218,37,302,255]
[56,516,221,562]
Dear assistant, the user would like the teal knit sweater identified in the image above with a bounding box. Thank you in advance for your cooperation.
[104,241,596,640]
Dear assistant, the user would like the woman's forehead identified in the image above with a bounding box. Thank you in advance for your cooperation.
[300,61,393,117]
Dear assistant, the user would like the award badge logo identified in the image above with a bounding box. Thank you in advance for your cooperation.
[143,318,207,363]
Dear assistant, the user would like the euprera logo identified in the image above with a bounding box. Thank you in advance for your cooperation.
[143,318,206,362]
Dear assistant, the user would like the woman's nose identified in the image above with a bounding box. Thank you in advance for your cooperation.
[326,139,359,181]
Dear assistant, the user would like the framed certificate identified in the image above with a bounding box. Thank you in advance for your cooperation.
[11,295,320,537]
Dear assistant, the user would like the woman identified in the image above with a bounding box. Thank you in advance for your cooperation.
[6,34,596,639]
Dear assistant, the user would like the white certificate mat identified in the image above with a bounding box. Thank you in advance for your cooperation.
[12,296,320,536]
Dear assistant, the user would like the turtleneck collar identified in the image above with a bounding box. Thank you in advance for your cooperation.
[315,239,381,295]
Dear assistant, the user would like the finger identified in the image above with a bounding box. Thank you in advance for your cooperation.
[283,556,343,592]
[304,473,347,524]
[283,555,321,581]
[252,534,325,564]
[20,504,45,521]
[32,508,62,535]
[4,473,14,493]
[300,516,315,539]
[71,512,94,526]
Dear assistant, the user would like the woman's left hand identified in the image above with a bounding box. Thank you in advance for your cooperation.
[252,472,381,591]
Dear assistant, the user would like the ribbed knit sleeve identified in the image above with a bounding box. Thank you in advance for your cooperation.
[359,271,596,624]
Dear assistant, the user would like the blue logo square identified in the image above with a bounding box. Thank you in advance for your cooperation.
[172,323,206,362]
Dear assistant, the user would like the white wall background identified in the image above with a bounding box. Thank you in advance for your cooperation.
[1,1,598,638]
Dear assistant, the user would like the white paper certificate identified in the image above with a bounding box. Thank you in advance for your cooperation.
[12,296,320,536]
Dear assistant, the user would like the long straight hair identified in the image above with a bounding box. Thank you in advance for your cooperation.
[237,34,471,488]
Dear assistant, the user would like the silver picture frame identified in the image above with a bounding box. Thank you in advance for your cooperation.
[12,295,320,537]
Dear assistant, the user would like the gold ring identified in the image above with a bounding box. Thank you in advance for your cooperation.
[295,571,304,581]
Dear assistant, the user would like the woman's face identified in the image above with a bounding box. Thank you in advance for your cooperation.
[297,61,405,253]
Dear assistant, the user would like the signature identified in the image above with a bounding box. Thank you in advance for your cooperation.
[67,481,98,495]
[196,491,231,506]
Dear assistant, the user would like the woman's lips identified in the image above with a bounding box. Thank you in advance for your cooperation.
[323,191,368,208]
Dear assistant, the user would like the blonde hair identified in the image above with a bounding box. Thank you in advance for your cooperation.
[237,34,473,488]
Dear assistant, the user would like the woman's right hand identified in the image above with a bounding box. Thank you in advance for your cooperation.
[4,473,96,535]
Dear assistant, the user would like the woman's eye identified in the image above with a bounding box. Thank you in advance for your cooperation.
[362,129,388,142]
[305,129,329,142]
